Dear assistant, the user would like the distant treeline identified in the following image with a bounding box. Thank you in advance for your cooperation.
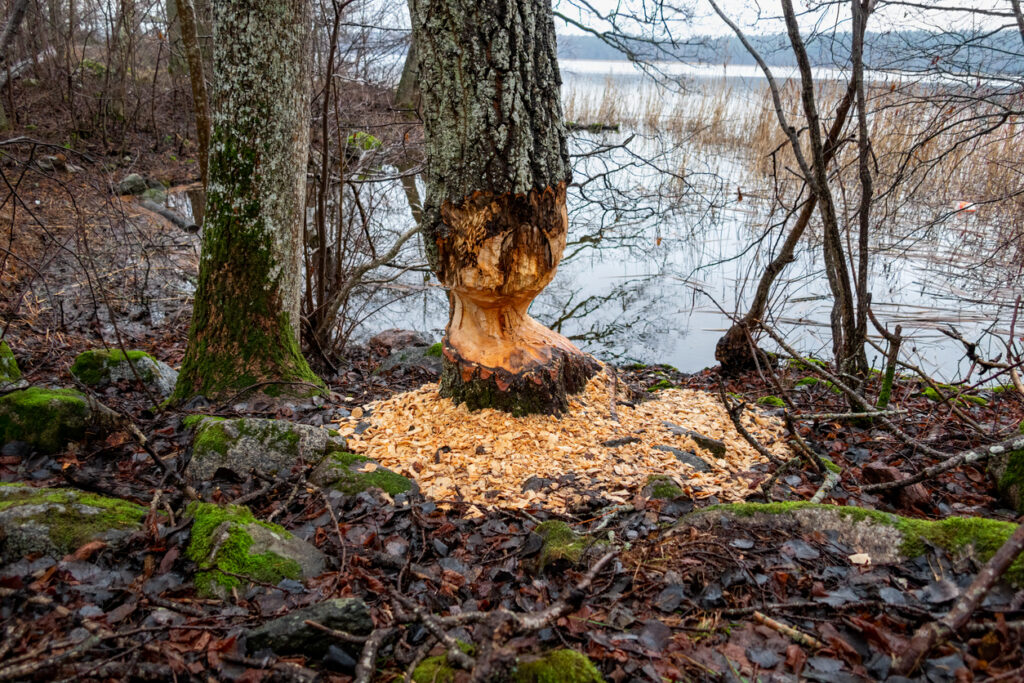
[556,30,1024,75]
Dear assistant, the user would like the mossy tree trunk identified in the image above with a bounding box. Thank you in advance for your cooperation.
[410,0,598,416]
[171,0,323,403]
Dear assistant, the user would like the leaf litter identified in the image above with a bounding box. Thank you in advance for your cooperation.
[332,370,792,511]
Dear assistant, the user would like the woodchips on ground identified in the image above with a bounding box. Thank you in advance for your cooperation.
[331,370,791,512]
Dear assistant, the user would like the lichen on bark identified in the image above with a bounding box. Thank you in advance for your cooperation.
[171,0,323,403]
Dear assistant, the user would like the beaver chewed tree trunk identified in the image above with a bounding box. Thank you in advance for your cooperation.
[410,0,599,416]
[171,0,323,403]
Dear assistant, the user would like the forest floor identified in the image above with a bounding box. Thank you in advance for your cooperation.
[2,145,1024,682]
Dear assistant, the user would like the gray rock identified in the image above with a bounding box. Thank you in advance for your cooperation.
[368,329,433,354]
[117,173,148,195]
[140,187,166,204]
[602,436,640,448]
[662,422,727,458]
[0,485,146,561]
[70,349,178,399]
[376,344,443,375]
[988,439,1024,514]
[246,598,372,656]
[652,445,711,472]
[186,417,345,480]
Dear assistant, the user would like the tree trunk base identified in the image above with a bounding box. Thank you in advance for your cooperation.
[715,322,774,376]
[439,342,599,416]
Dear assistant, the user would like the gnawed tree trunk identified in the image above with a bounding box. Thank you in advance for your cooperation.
[411,0,598,416]
[171,0,323,403]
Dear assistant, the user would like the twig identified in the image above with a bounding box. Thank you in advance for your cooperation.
[303,620,369,644]
[716,379,784,466]
[862,434,1024,493]
[809,468,840,503]
[752,611,825,650]
[0,635,100,681]
[353,627,397,683]
[794,409,906,420]
[894,519,1024,675]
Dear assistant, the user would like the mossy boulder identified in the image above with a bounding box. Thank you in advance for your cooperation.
[0,340,27,393]
[70,348,178,399]
[756,395,785,408]
[0,484,146,561]
[246,598,372,657]
[513,649,605,683]
[534,520,587,570]
[678,502,1024,586]
[989,440,1024,514]
[412,647,603,683]
[185,502,326,598]
[644,475,683,500]
[185,416,345,481]
[117,173,147,195]
[0,387,119,453]
[310,450,416,497]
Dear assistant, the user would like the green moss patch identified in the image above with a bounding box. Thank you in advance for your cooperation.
[320,451,414,496]
[648,379,673,392]
[756,395,784,407]
[0,485,147,556]
[921,385,988,407]
[707,502,1024,586]
[412,642,475,683]
[185,502,303,596]
[0,340,21,384]
[0,387,91,453]
[424,342,443,358]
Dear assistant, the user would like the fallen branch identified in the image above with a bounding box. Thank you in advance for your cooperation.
[717,379,784,466]
[794,409,906,421]
[862,434,1024,493]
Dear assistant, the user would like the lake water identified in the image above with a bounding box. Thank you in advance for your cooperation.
[174,59,1023,382]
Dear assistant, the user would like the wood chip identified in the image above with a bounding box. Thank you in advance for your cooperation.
[330,370,791,511]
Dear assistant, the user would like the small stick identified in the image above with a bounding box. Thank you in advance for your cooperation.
[752,611,825,650]
[304,620,369,644]
[717,379,784,466]
[794,409,906,420]
[809,468,840,503]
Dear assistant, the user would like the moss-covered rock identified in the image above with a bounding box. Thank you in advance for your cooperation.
[185,416,345,481]
[989,444,1024,514]
[412,642,475,683]
[70,348,178,399]
[0,387,117,453]
[679,502,1024,586]
[647,379,673,392]
[756,395,785,408]
[310,450,416,497]
[0,484,146,560]
[921,386,988,406]
[0,340,27,393]
[644,475,682,500]
[535,520,587,569]
[513,649,605,683]
[185,501,326,598]
[412,647,604,683]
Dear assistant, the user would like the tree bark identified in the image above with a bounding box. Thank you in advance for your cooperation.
[171,0,323,403]
[411,0,598,416]
[175,0,210,188]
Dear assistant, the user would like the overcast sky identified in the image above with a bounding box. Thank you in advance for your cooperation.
[552,0,1017,38]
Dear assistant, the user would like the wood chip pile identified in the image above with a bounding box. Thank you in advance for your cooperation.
[331,371,791,512]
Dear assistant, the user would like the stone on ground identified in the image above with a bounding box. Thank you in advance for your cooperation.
[245,598,372,656]
[0,387,119,453]
[117,173,148,195]
[185,416,345,480]
[0,484,146,561]
[71,348,178,399]
[185,502,326,598]
[310,450,417,497]
[413,647,604,683]
[0,340,27,393]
